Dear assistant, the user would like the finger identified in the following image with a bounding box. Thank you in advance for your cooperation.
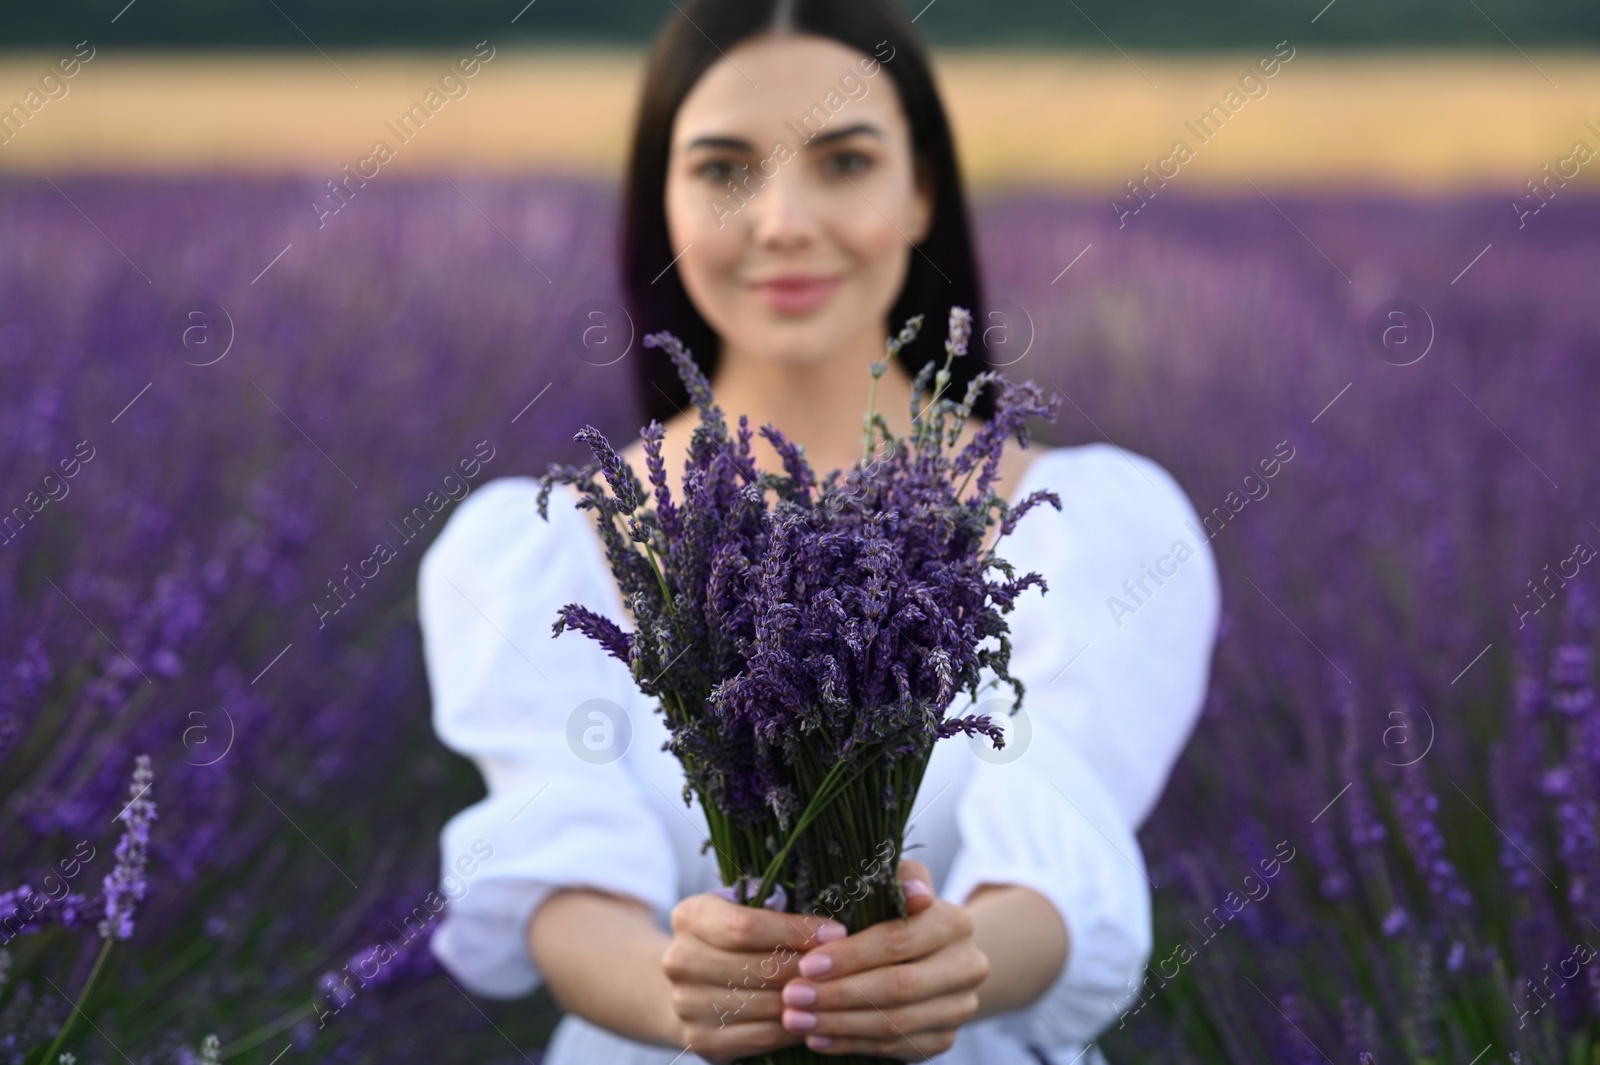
[662,937,807,996]
[676,979,787,1026]
[898,858,931,888]
[898,858,936,917]
[793,899,971,981]
[801,1028,961,1061]
[673,892,848,952]
[791,991,975,1040]
[681,1019,804,1061]
[781,943,986,1012]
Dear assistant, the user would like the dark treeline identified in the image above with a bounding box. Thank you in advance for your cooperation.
[6,0,1598,48]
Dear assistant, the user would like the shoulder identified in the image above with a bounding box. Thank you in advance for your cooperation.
[1006,443,1220,626]
[1022,443,1206,539]
[422,475,541,565]
[418,475,586,601]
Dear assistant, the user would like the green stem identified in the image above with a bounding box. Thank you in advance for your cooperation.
[40,935,113,1065]
[727,741,932,1065]
[641,539,673,608]
[218,1001,319,1060]
[861,373,882,465]
[913,347,959,451]
[953,455,986,506]
[749,758,850,906]
[118,936,214,1015]
[599,504,672,617]
[750,746,891,910]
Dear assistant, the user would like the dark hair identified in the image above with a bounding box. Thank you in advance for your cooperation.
[620,0,995,425]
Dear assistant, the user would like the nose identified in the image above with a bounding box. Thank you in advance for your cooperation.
[744,161,819,251]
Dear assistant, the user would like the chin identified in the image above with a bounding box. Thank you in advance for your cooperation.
[730,313,847,363]
[741,336,836,366]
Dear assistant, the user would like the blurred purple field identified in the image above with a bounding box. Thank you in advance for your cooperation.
[2,173,1598,1064]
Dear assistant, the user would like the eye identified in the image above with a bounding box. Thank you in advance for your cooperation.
[695,158,739,184]
[823,150,872,177]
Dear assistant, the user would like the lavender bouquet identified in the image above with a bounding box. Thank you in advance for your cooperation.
[538,307,1060,1064]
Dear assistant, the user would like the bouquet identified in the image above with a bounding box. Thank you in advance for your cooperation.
[537,307,1060,1064]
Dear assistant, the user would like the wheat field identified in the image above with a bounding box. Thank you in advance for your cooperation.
[1,49,1598,191]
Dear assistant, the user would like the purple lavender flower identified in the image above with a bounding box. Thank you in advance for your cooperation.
[1551,644,1595,717]
[944,305,972,360]
[574,425,642,515]
[542,308,1059,926]
[0,883,93,938]
[552,603,633,665]
[99,754,155,940]
[935,712,1006,747]
[1392,758,1474,912]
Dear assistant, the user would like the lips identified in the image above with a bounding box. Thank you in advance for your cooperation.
[750,276,840,315]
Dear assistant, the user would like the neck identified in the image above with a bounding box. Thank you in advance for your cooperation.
[708,322,918,476]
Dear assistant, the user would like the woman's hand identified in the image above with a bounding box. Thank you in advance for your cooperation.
[776,859,990,1060]
[660,890,849,1064]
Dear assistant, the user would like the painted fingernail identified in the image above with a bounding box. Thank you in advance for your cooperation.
[807,1035,835,1049]
[814,921,847,943]
[783,1008,819,1031]
[799,952,834,978]
[903,878,932,898]
[783,983,818,1007]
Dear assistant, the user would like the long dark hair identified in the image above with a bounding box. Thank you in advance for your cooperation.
[620,0,995,424]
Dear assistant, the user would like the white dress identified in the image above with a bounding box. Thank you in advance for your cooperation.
[418,443,1221,1065]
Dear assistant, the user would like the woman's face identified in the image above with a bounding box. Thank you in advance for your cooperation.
[664,32,933,367]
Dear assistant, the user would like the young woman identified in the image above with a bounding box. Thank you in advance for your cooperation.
[417,1,1220,1062]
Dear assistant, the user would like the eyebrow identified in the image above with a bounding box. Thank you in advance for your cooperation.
[684,122,885,152]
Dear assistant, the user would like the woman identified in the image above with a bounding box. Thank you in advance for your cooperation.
[417,0,1221,1062]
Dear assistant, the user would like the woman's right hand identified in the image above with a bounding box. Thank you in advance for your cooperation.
[661,892,849,1064]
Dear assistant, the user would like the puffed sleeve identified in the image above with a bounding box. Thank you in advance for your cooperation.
[418,476,679,999]
[940,444,1221,1048]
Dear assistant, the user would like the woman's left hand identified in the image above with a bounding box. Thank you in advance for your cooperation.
[777,859,990,1059]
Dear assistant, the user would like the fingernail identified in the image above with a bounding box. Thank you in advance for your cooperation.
[783,983,818,1007]
[807,1035,835,1049]
[904,878,932,898]
[799,952,834,978]
[814,921,847,943]
[783,1008,818,1031]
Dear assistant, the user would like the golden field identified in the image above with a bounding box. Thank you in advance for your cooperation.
[1,49,1598,191]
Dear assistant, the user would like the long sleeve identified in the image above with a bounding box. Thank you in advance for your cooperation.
[940,444,1221,1050]
[418,476,680,999]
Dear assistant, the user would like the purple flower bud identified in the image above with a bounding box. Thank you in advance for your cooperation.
[945,306,972,360]
[711,878,788,912]
[99,753,155,940]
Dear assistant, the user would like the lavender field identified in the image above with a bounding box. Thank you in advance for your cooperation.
[2,174,1598,1064]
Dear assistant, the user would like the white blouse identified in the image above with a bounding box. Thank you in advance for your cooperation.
[418,443,1221,1065]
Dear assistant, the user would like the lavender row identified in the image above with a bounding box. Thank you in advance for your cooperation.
[0,175,1596,1062]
